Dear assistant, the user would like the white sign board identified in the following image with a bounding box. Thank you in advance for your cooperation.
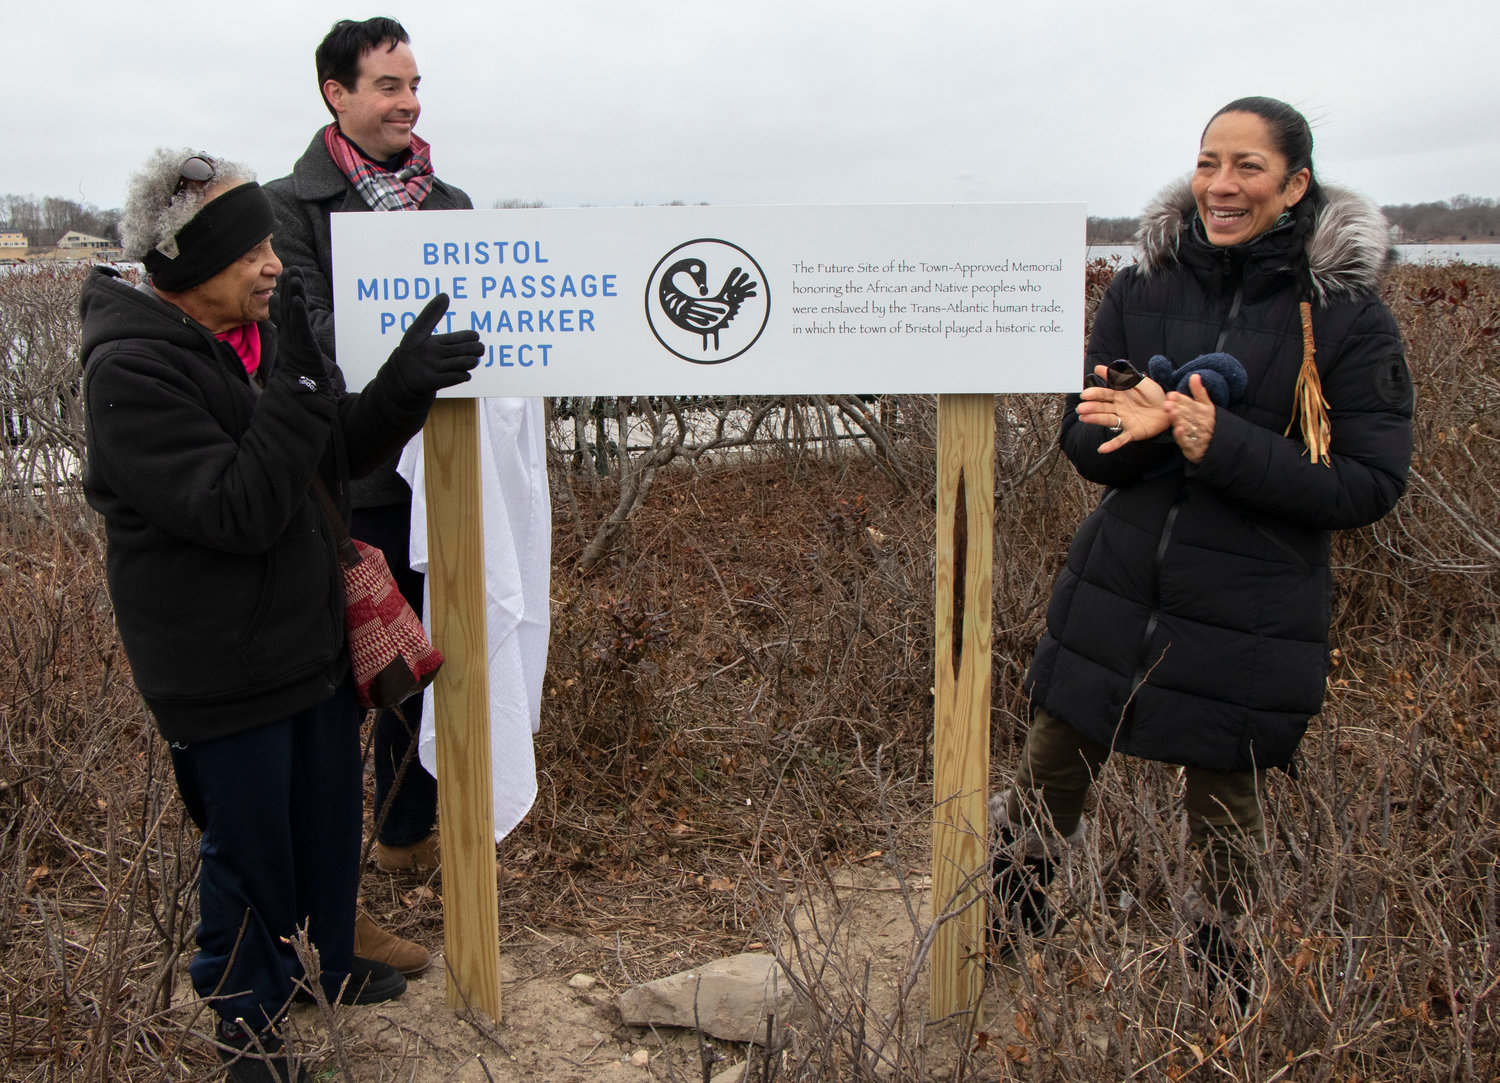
[331,203,1083,396]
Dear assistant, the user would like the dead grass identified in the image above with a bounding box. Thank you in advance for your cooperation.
[1,261,1497,1080]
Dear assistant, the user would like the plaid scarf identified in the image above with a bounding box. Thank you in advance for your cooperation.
[323,123,435,212]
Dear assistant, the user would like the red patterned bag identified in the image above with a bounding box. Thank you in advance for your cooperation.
[340,538,444,708]
[314,479,443,708]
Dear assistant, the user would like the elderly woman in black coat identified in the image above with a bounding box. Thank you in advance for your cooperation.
[82,149,481,1081]
[992,97,1414,991]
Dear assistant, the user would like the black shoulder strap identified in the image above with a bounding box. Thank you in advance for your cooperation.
[310,476,362,569]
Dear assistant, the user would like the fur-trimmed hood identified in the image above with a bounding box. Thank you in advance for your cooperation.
[1135,177,1394,303]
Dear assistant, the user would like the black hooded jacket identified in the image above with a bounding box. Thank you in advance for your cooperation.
[1024,182,1414,772]
[79,267,432,743]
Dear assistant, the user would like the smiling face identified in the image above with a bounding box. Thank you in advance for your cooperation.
[324,40,420,160]
[170,190,281,332]
[1193,111,1310,247]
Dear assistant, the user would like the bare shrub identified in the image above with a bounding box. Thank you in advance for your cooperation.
[551,394,913,574]
[0,265,92,513]
[1,260,1496,1080]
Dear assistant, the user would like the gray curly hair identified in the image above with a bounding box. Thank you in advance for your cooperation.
[120,148,255,261]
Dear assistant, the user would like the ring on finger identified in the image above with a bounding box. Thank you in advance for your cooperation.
[1108,414,1123,435]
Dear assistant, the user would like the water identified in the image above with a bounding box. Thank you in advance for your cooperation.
[1392,244,1500,266]
[1086,243,1500,266]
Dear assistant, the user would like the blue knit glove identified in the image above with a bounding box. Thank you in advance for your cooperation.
[1146,352,1248,407]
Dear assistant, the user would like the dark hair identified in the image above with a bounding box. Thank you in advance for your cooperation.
[1205,96,1326,213]
[1207,98,1333,460]
[315,17,411,118]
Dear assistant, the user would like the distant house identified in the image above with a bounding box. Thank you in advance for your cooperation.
[0,231,27,259]
[43,229,123,262]
[57,230,115,250]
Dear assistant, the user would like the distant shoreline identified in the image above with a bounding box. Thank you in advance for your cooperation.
[1085,240,1500,268]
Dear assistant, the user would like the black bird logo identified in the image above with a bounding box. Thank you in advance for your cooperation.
[657,259,759,350]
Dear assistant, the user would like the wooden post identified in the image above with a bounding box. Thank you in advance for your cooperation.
[930,393,994,1023]
[423,398,502,1021]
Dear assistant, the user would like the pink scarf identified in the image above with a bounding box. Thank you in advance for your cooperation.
[216,322,262,376]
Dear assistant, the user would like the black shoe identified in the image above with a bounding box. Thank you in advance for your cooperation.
[1190,923,1254,1010]
[990,838,1055,955]
[295,955,408,1006]
[216,1020,307,1083]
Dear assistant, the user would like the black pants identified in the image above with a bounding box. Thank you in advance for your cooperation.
[351,499,439,847]
[1008,707,1266,917]
[169,679,362,1027]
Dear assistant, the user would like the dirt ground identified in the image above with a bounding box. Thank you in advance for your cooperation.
[278,861,944,1082]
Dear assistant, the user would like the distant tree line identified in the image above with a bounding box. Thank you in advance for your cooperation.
[1088,196,1500,247]
[1,194,121,244]
[4,191,1496,250]
[1381,195,1499,242]
[1085,217,1141,245]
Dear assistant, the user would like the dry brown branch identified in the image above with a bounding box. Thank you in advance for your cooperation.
[1,261,1497,1079]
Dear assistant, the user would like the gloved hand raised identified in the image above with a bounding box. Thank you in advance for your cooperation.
[274,267,332,392]
[380,293,483,397]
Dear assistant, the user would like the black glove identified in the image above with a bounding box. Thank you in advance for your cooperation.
[1084,358,1145,391]
[381,293,483,397]
[273,267,331,392]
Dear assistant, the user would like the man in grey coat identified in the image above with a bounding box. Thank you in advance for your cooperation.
[266,15,470,979]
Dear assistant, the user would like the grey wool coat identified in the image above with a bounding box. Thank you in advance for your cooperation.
[265,129,473,506]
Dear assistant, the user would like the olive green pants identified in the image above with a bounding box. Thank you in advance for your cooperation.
[1006,707,1266,917]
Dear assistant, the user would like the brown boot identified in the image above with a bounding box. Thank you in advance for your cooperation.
[375,832,441,873]
[353,909,431,977]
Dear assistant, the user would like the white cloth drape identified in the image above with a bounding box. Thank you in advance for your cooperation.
[397,397,550,842]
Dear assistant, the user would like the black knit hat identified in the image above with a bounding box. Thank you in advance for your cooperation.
[142,182,277,291]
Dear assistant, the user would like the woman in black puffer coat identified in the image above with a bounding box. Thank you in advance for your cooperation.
[992,98,1414,990]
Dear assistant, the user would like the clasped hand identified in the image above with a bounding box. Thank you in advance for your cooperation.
[1078,364,1216,462]
[383,293,484,396]
[275,270,482,398]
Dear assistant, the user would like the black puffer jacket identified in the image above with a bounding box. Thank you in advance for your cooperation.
[80,267,432,743]
[1024,181,1414,772]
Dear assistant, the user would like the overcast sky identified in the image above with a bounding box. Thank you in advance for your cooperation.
[11,1,1497,219]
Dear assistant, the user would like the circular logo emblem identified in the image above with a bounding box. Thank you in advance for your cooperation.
[1374,353,1412,407]
[645,239,770,364]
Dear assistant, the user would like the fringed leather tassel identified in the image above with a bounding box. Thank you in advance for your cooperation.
[1286,300,1331,465]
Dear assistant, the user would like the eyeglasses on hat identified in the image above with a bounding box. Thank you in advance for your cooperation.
[172,155,217,199]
